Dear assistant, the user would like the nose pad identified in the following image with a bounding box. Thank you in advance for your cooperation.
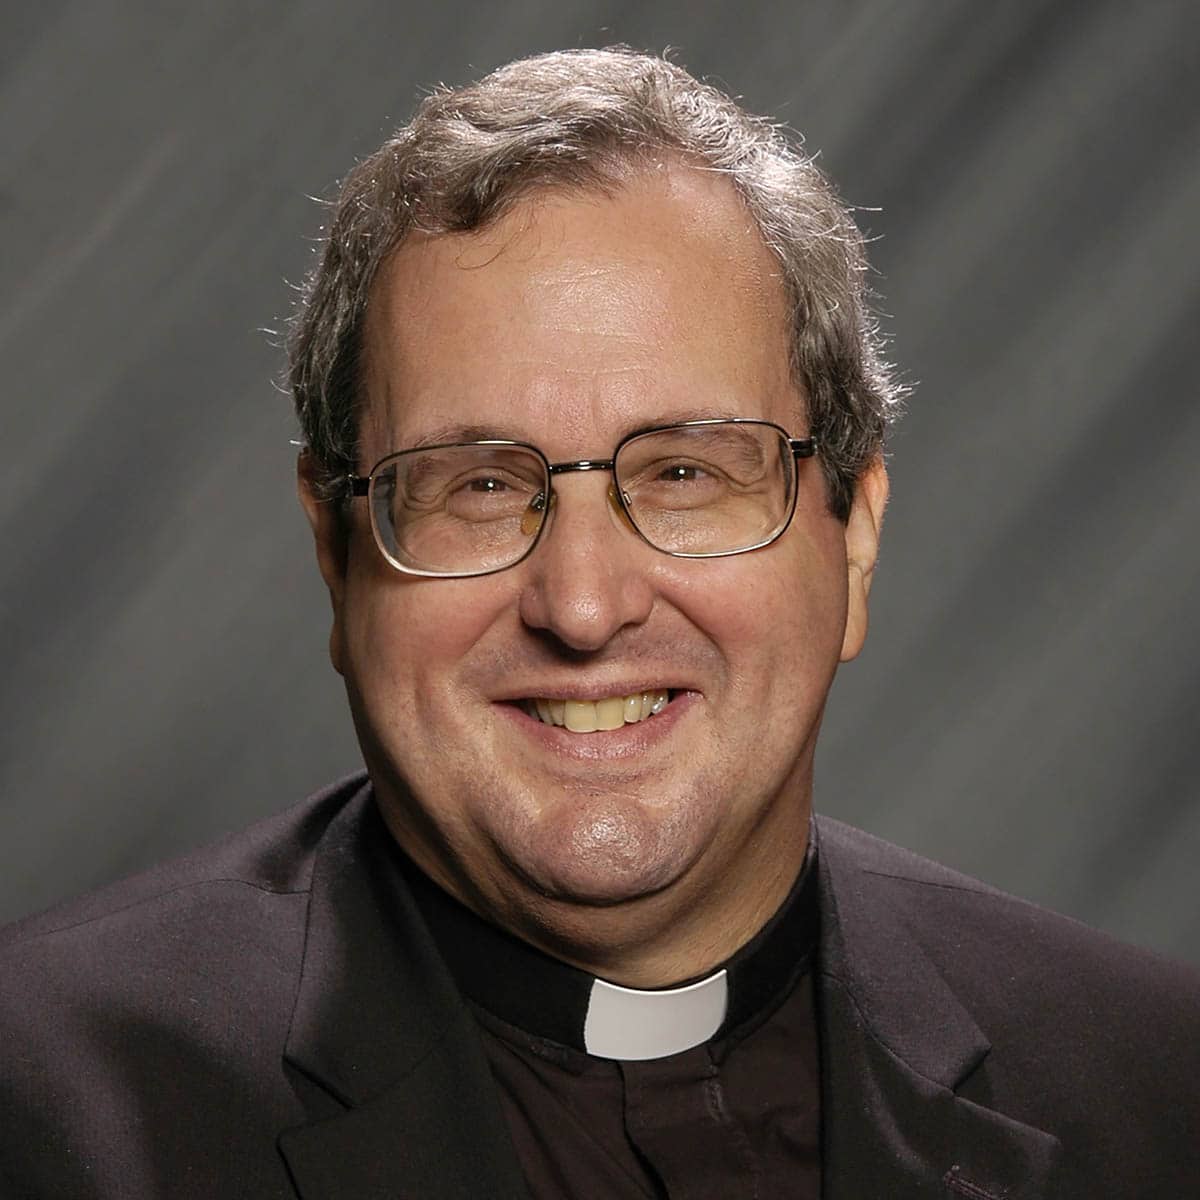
[608,483,636,531]
[520,491,550,539]
[517,477,655,650]
[521,486,634,541]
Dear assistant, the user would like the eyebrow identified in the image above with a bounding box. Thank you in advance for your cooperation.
[406,424,522,449]
[401,407,748,452]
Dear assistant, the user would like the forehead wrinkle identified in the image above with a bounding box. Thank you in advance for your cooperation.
[522,262,663,340]
[361,166,804,464]
[372,175,785,366]
[390,406,773,458]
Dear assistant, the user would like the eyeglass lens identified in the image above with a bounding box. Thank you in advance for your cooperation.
[368,423,797,577]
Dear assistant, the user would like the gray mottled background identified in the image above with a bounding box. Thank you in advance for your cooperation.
[2,1,1197,965]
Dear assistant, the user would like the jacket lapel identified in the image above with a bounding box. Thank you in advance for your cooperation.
[276,786,530,1200]
[815,817,1062,1200]
[273,784,1063,1197]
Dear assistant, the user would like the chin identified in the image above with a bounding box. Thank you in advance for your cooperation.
[496,793,712,908]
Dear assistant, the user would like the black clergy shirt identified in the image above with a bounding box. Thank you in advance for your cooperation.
[395,838,823,1199]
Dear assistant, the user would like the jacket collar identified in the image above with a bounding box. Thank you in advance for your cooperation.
[813,816,1063,1200]
[277,781,531,1199]
[275,781,1062,1199]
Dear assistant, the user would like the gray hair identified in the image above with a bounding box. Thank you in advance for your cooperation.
[288,47,904,520]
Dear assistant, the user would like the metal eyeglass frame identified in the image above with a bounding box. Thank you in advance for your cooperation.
[345,417,818,579]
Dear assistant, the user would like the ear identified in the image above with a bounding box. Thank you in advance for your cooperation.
[840,456,889,663]
[297,450,349,676]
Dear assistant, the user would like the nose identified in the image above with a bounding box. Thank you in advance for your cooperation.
[516,473,655,652]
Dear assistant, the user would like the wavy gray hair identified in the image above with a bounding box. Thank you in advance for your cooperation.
[288,47,903,520]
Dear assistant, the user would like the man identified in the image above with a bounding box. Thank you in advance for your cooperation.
[1,48,1196,1200]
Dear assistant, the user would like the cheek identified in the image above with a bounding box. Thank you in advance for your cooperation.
[676,535,849,694]
[340,557,507,702]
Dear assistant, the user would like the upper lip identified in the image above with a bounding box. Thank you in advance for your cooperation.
[492,680,691,702]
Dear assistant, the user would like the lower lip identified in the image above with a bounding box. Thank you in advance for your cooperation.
[496,692,699,761]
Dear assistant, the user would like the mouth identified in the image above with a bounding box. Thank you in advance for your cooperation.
[517,689,673,734]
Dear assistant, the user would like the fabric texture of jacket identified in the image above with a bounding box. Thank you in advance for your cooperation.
[2,772,1197,1198]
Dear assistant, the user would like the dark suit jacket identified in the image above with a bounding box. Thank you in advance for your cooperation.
[2,773,1197,1198]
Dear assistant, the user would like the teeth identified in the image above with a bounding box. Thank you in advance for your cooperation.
[595,697,626,731]
[525,690,670,732]
[564,700,598,733]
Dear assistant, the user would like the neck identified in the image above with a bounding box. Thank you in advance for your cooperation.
[394,826,821,1059]
[379,783,812,989]
[508,826,810,987]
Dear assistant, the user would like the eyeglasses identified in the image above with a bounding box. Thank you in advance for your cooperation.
[347,418,818,579]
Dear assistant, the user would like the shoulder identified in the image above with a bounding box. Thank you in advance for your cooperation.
[0,774,369,1009]
[1,772,365,944]
[815,817,1200,1193]
[0,771,367,1011]
[0,772,373,1041]
[816,815,1200,1110]
[816,814,1200,1012]
[0,772,368,1195]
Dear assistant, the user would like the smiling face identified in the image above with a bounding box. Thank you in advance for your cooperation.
[301,165,886,984]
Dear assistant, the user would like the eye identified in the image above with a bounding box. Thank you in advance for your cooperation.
[466,476,511,494]
[442,469,537,523]
[658,463,709,483]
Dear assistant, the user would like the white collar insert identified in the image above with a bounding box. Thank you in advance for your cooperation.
[582,969,729,1060]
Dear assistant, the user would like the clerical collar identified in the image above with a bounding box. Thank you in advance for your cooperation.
[395,831,819,1062]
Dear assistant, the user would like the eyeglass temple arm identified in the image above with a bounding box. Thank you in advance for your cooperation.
[790,438,817,458]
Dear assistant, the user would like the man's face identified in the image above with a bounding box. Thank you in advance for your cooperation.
[303,166,884,977]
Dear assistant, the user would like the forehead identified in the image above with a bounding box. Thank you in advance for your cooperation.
[360,165,800,455]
